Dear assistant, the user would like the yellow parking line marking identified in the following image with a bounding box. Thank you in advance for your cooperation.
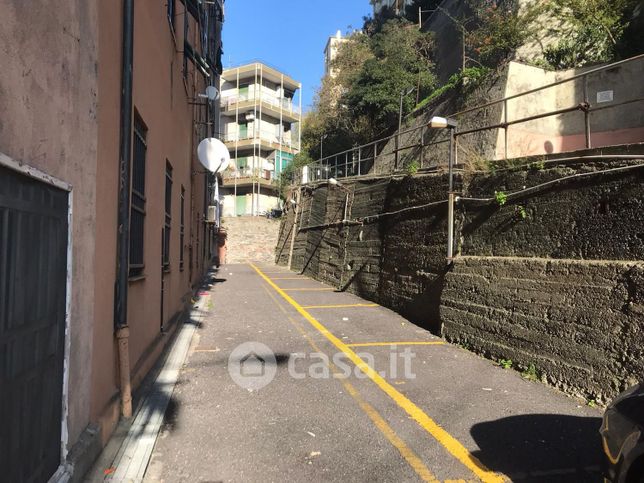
[302,303,379,309]
[282,287,335,292]
[271,277,310,280]
[346,341,446,348]
[260,284,438,482]
[251,263,503,483]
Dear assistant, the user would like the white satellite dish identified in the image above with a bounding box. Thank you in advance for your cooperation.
[198,85,220,102]
[197,138,230,173]
[263,160,275,171]
[206,85,220,101]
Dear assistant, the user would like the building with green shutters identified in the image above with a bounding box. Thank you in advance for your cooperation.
[219,62,301,216]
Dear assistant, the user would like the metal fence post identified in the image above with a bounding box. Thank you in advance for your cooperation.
[394,133,399,171]
[583,75,592,149]
[420,126,425,168]
[503,98,509,160]
[374,141,378,173]
[345,152,349,178]
[358,146,362,176]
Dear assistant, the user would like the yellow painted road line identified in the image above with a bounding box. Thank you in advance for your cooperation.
[270,277,310,280]
[260,284,439,483]
[250,263,504,483]
[346,341,446,348]
[282,287,335,292]
[302,303,380,309]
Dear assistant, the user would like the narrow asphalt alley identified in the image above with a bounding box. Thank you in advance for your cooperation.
[144,263,603,483]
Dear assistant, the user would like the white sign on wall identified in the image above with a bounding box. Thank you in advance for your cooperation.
[597,90,614,103]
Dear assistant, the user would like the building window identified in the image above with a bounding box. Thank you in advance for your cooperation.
[163,161,173,271]
[129,114,147,278]
[180,185,185,271]
[167,0,176,30]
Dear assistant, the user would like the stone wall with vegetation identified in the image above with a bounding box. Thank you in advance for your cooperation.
[275,147,644,402]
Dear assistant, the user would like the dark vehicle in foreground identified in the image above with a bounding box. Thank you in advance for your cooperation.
[601,383,644,482]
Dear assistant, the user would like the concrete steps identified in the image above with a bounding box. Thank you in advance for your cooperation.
[221,215,281,264]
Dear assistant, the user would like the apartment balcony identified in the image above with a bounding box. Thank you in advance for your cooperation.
[221,167,277,190]
[221,94,301,123]
[222,131,299,154]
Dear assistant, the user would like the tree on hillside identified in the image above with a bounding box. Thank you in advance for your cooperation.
[305,32,374,159]
[301,21,435,161]
[344,19,436,139]
[543,0,643,69]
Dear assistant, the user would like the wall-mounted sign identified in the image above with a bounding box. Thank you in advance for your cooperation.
[597,90,614,103]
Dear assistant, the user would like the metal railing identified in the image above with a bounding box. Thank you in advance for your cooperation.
[222,94,301,116]
[222,130,298,150]
[301,54,644,184]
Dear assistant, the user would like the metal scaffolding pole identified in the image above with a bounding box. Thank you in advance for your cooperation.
[234,68,240,215]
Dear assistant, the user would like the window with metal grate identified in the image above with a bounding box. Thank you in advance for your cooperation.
[129,114,147,277]
[163,161,173,271]
[180,185,185,271]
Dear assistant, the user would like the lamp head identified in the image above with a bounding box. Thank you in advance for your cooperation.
[428,116,458,129]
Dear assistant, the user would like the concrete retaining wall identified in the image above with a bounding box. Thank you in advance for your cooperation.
[442,256,643,400]
[276,147,644,401]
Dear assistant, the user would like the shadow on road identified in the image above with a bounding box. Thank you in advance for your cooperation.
[470,413,604,482]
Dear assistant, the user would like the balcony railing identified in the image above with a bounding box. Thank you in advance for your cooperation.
[228,156,274,171]
[222,130,299,150]
[221,93,301,116]
[222,168,275,185]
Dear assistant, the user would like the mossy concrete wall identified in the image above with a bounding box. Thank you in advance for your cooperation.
[276,148,644,402]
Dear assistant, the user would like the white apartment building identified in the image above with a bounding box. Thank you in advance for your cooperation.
[324,30,349,78]
[219,62,301,216]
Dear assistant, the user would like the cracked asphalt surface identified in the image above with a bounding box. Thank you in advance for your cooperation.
[144,263,603,482]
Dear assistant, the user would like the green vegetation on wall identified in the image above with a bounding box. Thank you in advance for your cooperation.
[542,0,644,69]
[291,0,644,194]
[301,19,436,163]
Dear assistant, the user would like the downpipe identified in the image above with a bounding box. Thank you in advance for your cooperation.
[116,327,132,418]
[114,0,134,419]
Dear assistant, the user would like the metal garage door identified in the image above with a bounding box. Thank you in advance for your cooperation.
[0,165,69,482]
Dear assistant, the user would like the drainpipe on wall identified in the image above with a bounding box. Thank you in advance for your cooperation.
[114,0,135,419]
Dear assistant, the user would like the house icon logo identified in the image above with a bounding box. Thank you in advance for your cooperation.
[228,342,277,390]
[240,351,265,378]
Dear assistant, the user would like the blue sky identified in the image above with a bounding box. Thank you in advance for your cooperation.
[222,0,372,111]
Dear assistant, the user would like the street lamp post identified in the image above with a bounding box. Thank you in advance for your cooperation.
[428,116,458,262]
